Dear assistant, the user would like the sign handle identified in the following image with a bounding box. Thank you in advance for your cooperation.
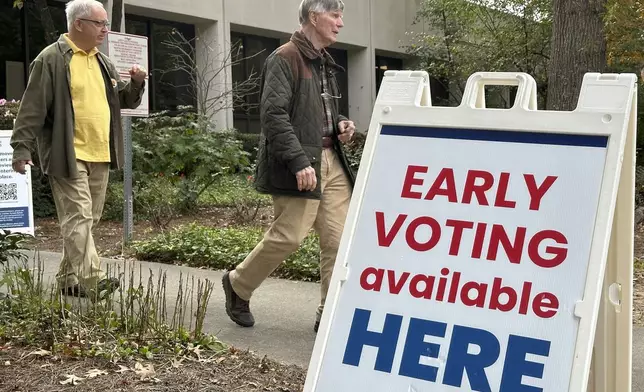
[462,72,538,110]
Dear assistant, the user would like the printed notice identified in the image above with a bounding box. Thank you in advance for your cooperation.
[106,31,149,117]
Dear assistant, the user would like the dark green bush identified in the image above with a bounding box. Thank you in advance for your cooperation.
[131,224,321,282]
[31,167,56,219]
[101,178,124,222]
[0,229,29,265]
[233,132,260,163]
[132,108,250,212]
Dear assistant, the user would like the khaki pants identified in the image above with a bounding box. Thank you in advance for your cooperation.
[49,160,110,290]
[230,148,351,321]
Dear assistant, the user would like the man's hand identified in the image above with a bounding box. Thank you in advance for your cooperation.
[129,64,147,84]
[296,166,317,191]
[338,120,356,144]
[12,160,33,175]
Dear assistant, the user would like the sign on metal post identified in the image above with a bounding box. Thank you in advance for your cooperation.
[106,31,149,117]
[304,71,636,392]
[105,31,149,245]
[0,130,34,236]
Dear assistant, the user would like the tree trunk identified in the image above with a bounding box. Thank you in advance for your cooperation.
[546,0,608,111]
[33,0,58,43]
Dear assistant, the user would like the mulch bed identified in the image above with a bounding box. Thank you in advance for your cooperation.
[0,346,305,392]
[30,206,274,259]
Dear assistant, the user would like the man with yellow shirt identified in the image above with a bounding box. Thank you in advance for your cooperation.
[11,0,146,300]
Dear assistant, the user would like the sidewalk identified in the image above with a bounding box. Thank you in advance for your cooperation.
[13,251,644,389]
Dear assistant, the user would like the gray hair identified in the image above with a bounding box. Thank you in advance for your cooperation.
[65,0,105,30]
[298,0,345,25]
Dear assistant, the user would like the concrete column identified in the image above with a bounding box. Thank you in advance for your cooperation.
[347,47,375,132]
[195,21,234,130]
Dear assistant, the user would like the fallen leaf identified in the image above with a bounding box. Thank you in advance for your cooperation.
[192,345,202,360]
[60,374,85,385]
[28,349,51,357]
[134,362,156,381]
[85,369,108,378]
[115,364,130,373]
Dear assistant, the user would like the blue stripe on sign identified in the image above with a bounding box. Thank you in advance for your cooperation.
[380,125,609,148]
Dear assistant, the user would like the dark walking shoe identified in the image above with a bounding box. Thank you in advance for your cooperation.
[222,271,255,327]
[60,284,87,298]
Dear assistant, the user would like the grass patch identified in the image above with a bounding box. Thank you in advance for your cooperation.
[199,174,271,208]
[131,224,321,282]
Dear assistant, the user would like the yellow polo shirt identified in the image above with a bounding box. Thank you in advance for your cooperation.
[64,34,111,162]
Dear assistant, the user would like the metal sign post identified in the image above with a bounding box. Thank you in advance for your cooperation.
[122,115,134,244]
[105,31,149,246]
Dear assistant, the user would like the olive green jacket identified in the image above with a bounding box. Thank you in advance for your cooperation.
[11,34,144,178]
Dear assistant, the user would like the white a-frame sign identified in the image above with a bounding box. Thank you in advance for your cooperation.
[305,71,636,392]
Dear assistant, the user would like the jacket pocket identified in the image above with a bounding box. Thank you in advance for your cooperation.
[269,144,322,191]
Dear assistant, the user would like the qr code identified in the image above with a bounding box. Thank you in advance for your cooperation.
[0,183,18,202]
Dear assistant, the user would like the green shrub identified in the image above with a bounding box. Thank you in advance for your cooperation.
[101,172,125,221]
[0,229,29,266]
[233,132,260,163]
[131,224,321,282]
[31,167,56,218]
[133,176,183,228]
[132,108,250,212]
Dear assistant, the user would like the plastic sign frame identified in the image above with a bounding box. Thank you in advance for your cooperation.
[304,71,636,392]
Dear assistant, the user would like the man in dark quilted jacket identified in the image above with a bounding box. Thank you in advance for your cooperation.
[222,0,356,333]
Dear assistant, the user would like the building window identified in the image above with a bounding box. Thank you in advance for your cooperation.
[231,32,280,134]
[0,0,68,100]
[0,2,26,101]
[375,55,403,95]
[126,16,196,112]
[326,47,349,118]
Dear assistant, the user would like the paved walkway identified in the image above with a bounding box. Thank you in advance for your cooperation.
[9,251,644,389]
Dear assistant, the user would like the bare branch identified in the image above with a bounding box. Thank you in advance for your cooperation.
[154,28,263,122]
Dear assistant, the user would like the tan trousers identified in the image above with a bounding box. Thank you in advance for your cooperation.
[49,160,110,290]
[230,148,351,321]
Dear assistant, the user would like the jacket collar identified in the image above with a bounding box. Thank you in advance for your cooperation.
[290,30,345,72]
[56,33,109,69]
[56,34,73,55]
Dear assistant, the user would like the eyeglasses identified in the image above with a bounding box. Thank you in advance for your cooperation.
[80,18,110,28]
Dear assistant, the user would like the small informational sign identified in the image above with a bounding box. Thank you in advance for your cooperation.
[0,131,34,236]
[304,71,637,392]
[106,31,149,117]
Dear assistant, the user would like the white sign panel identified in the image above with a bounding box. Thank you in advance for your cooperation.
[106,31,149,117]
[305,72,636,392]
[0,131,34,236]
